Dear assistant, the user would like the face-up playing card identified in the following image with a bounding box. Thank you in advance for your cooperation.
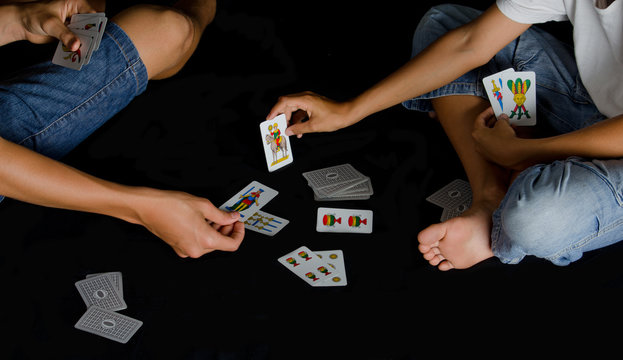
[260,114,293,172]
[277,246,342,286]
[314,250,347,286]
[243,210,289,236]
[482,68,536,126]
[68,14,107,51]
[52,33,93,70]
[219,180,278,219]
[74,306,143,344]
[316,207,373,234]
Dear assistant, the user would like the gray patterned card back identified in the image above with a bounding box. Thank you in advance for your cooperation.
[303,163,366,196]
[74,306,142,344]
[86,272,123,299]
[426,179,472,211]
[75,274,127,311]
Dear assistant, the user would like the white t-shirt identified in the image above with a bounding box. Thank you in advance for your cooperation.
[496,0,623,118]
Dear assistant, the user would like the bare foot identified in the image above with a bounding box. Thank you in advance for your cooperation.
[418,203,495,270]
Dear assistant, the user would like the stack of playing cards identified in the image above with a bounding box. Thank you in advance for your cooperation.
[303,163,373,201]
[426,179,472,222]
[316,207,373,234]
[278,246,347,286]
[219,180,289,236]
[482,67,537,126]
[52,12,107,70]
[74,272,142,344]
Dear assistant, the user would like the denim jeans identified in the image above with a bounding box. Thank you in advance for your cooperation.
[0,22,148,203]
[403,4,623,265]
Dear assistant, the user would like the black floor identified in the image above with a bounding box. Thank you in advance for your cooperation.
[2,1,622,358]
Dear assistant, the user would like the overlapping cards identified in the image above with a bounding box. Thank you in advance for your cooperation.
[303,163,373,201]
[74,272,143,344]
[316,207,373,234]
[52,12,107,70]
[278,246,347,286]
[219,180,289,236]
[482,67,536,126]
[260,114,293,172]
[426,179,472,222]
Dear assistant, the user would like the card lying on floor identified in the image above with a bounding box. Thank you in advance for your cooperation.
[52,12,107,70]
[314,250,347,286]
[260,114,293,172]
[426,179,472,222]
[316,207,373,234]
[219,180,278,219]
[243,210,289,236]
[482,67,536,126]
[75,273,126,311]
[303,163,373,200]
[277,246,345,286]
[74,306,143,344]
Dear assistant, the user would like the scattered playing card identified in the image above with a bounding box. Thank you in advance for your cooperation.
[314,250,347,286]
[75,273,127,311]
[277,246,344,286]
[219,180,278,219]
[426,179,472,222]
[74,306,143,344]
[316,207,373,234]
[243,210,289,236]
[260,114,293,172]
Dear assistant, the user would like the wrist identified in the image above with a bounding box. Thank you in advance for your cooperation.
[0,4,26,45]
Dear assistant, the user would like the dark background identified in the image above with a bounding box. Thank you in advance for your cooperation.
[1,0,622,358]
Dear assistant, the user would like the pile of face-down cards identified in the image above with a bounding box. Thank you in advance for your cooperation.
[74,272,143,344]
[426,179,472,222]
[278,246,347,286]
[303,163,373,201]
[52,12,107,70]
[219,180,289,236]
[482,67,537,126]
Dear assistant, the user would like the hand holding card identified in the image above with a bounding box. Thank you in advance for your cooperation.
[52,12,107,70]
[482,68,536,126]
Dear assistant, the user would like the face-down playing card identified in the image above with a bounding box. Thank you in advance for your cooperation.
[260,114,293,172]
[219,180,278,219]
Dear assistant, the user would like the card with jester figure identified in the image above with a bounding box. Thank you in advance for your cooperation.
[483,68,536,126]
[260,114,293,172]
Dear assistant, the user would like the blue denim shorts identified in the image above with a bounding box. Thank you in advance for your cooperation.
[0,22,148,160]
[405,5,623,265]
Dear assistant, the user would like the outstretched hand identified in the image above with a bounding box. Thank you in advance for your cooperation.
[266,91,358,138]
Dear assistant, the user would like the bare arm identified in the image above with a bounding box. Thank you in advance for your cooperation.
[0,136,244,257]
[473,109,623,170]
[267,4,532,136]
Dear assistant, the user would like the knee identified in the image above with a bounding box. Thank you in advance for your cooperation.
[152,7,196,57]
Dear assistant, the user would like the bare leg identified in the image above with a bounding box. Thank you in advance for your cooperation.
[418,95,509,270]
[111,0,217,80]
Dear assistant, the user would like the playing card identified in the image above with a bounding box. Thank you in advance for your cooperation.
[260,114,293,172]
[243,210,289,236]
[68,15,107,51]
[219,180,278,219]
[277,246,342,286]
[74,273,127,311]
[500,71,536,126]
[316,207,373,234]
[482,67,515,118]
[314,250,347,286]
[426,179,472,212]
[74,306,142,344]
[303,163,367,196]
[52,33,94,70]
[86,272,123,299]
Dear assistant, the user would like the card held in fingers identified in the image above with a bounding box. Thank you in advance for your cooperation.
[219,180,278,219]
[243,210,289,236]
[260,114,293,172]
[52,33,93,70]
[500,71,537,126]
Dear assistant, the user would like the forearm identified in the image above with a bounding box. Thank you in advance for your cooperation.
[0,137,143,224]
[0,4,24,46]
[519,114,623,166]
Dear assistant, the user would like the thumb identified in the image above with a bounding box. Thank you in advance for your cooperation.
[203,203,241,225]
[43,17,81,51]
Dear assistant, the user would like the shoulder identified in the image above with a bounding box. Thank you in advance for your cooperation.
[495,0,569,24]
